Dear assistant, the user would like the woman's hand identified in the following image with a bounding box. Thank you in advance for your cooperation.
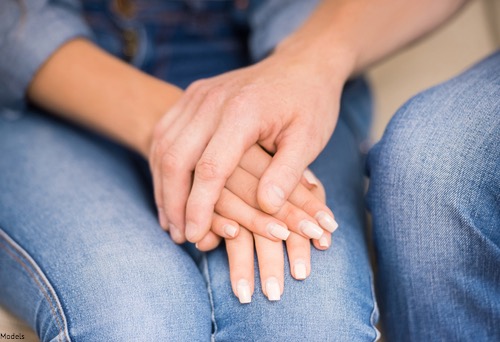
[149,48,346,244]
[192,146,333,303]
[224,167,329,304]
[171,145,338,248]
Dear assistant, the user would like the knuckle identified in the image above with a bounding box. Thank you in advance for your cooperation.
[205,85,225,102]
[161,149,182,172]
[225,93,248,112]
[186,79,206,94]
[241,182,258,204]
[196,156,222,181]
[280,203,297,221]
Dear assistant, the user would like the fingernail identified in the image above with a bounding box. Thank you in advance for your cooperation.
[315,211,339,233]
[294,260,307,280]
[319,235,330,248]
[267,222,290,240]
[185,221,198,241]
[157,208,167,228]
[303,169,319,187]
[299,220,323,239]
[169,223,182,242]
[237,279,252,304]
[224,224,238,238]
[266,184,285,208]
[265,277,281,301]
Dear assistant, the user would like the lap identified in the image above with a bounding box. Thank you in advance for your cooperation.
[0,78,376,341]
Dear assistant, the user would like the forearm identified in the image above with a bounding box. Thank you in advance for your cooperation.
[274,0,469,83]
[27,38,182,157]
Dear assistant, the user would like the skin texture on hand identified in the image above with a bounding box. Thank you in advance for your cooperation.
[224,168,329,304]
[149,50,344,245]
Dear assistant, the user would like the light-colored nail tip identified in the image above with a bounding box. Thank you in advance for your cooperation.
[266,278,281,301]
[319,236,330,248]
[294,262,307,280]
[303,169,319,186]
[299,220,323,240]
[267,223,290,240]
[224,224,238,238]
[237,280,252,304]
[315,211,339,233]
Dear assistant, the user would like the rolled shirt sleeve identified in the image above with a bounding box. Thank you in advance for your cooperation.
[248,0,321,62]
[0,0,93,110]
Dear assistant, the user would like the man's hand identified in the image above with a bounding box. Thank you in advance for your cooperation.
[150,50,344,243]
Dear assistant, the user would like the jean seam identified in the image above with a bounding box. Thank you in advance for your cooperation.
[0,228,71,342]
[368,271,381,342]
[201,253,218,342]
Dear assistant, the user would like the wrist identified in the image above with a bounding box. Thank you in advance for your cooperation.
[272,30,356,93]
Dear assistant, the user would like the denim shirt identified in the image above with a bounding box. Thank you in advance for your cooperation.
[0,0,320,111]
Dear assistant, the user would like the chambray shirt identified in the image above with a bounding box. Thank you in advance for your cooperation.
[0,0,320,111]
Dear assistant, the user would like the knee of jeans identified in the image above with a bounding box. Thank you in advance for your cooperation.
[58,242,212,341]
[367,64,500,244]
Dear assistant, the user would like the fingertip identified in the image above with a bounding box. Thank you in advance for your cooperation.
[302,169,319,188]
[157,207,168,229]
[169,223,186,244]
[223,224,239,239]
[264,276,282,301]
[195,232,222,251]
[236,279,253,304]
[185,221,206,243]
[292,260,308,280]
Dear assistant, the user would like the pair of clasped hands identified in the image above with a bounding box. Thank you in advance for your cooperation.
[147,48,344,304]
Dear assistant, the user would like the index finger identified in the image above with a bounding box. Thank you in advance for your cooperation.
[184,115,258,242]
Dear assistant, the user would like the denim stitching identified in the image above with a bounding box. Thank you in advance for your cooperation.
[368,271,381,342]
[0,228,71,342]
[201,253,218,342]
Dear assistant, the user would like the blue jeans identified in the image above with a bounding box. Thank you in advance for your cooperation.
[367,51,500,341]
[0,1,378,341]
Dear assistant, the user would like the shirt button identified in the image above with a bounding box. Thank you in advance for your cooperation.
[113,0,135,18]
[122,29,138,61]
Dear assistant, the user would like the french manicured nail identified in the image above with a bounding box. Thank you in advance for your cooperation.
[185,221,197,241]
[294,260,307,280]
[267,184,285,208]
[158,208,167,228]
[315,211,339,233]
[303,169,319,187]
[237,279,252,304]
[267,223,290,240]
[265,277,281,301]
[224,224,238,238]
[299,220,323,239]
[319,235,330,248]
[169,223,182,242]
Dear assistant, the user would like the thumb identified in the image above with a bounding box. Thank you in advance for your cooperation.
[257,134,319,214]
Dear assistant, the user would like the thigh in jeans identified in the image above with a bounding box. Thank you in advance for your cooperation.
[0,109,211,341]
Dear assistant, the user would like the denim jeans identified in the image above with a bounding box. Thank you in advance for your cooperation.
[367,51,500,341]
[0,1,379,341]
